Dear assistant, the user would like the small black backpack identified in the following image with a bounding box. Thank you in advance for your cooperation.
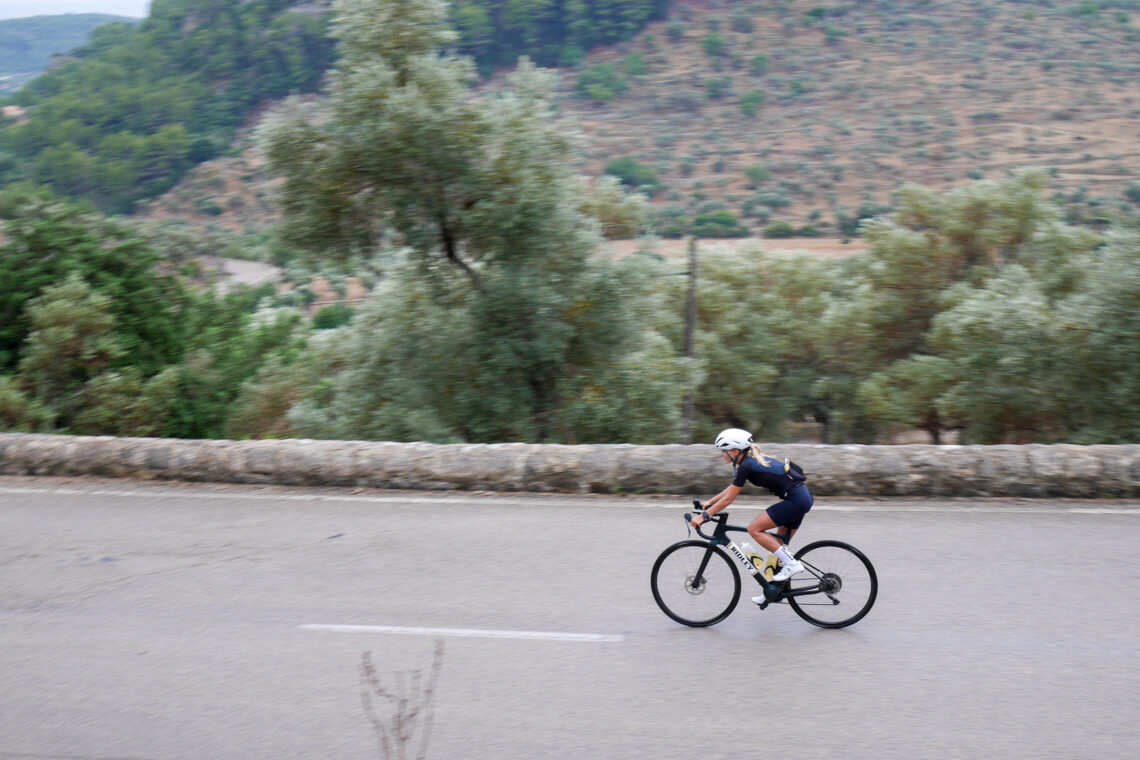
[782,458,806,484]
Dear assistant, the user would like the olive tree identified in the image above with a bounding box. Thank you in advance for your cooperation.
[257,0,682,443]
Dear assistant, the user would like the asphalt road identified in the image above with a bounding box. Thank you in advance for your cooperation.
[2,477,1138,760]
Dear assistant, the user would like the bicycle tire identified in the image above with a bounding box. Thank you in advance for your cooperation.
[786,540,877,629]
[651,540,741,627]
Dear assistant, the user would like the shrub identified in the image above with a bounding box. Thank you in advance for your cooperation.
[653,205,689,238]
[703,33,729,57]
[0,375,53,432]
[754,190,790,209]
[706,76,732,99]
[691,210,750,238]
[623,53,647,76]
[313,303,354,330]
[197,198,224,216]
[745,164,771,187]
[1125,182,1140,204]
[605,156,660,195]
[666,19,685,43]
[560,46,585,67]
[750,54,770,74]
[740,89,765,117]
[763,220,797,238]
[576,63,629,102]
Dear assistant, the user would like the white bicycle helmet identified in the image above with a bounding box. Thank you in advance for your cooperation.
[713,428,753,451]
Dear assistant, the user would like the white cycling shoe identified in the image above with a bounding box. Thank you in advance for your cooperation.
[770,558,804,582]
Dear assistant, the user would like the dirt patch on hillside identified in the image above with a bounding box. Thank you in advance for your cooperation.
[602,236,868,260]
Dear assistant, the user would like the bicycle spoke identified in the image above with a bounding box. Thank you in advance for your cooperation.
[786,541,877,628]
[651,542,741,627]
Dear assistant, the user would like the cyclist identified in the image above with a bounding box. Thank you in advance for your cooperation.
[690,428,812,600]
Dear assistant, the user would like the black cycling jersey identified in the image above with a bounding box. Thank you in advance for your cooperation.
[731,455,805,498]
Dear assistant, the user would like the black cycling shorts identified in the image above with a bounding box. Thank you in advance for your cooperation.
[765,484,813,530]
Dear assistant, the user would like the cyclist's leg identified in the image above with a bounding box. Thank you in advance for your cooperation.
[747,511,784,552]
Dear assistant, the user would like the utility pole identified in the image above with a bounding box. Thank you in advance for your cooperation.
[682,237,697,443]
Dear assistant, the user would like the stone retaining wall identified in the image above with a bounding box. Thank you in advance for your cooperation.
[1,433,1138,497]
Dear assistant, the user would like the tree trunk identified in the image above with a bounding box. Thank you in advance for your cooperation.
[440,223,482,290]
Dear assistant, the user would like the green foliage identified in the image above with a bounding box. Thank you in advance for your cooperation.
[226,327,350,439]
[0,375,53,432]
[836,200,890,236]
[740,88,765,117]
[0,14,133,75]
[622,52,647,75]
[749,54,770,74]
[0,197,190,374]
[577,175,649,239]
[16,274,124,420]
[2,0,335,213]
[705,76,731,99]
[763,220,797,238]
[691,210,749,238]
[281,252,685,443]
[927,266,1068,442]
[157,289,303,439]
[259,0,681,443]
[745,164,771,188]
[1056,230,1140,442]
[652,204,689,238]
[702,32,729,57]
[604,156,660,195]
[69,367,181,437]
[577,62,630,102]
[824,25,849,44]
[452,0,672,73]
[661,245,841,441]
[313,303,354,330]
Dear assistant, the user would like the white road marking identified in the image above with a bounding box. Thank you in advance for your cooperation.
[298,623,624,642]
[1,486,1138,514]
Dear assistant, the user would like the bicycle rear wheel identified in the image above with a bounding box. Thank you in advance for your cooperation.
[651,540,741,627]
[786,540,877,629]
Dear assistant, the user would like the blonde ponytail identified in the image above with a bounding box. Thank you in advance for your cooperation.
[747,443,771,466]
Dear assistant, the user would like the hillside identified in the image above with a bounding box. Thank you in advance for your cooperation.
[0,14,134,93]
[556,0,1140,234]
[139,0,1140,240]
[0,0,335,214]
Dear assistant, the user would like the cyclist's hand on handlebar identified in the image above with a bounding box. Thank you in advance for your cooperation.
[690,509,708,528]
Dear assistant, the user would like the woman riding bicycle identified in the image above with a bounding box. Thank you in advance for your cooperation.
[690,428,812,599]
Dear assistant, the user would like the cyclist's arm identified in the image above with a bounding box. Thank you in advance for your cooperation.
[703,485,742,515]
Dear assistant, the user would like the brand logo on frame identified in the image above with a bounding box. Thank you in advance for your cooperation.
[727,543,759,575]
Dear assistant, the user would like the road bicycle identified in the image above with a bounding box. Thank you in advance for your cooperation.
[650,503,877,629]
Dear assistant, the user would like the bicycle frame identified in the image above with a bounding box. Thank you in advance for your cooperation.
[688,512,828,602]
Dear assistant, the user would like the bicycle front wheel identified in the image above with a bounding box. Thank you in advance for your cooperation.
[786,540,877,629]
[651,540,741,627]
